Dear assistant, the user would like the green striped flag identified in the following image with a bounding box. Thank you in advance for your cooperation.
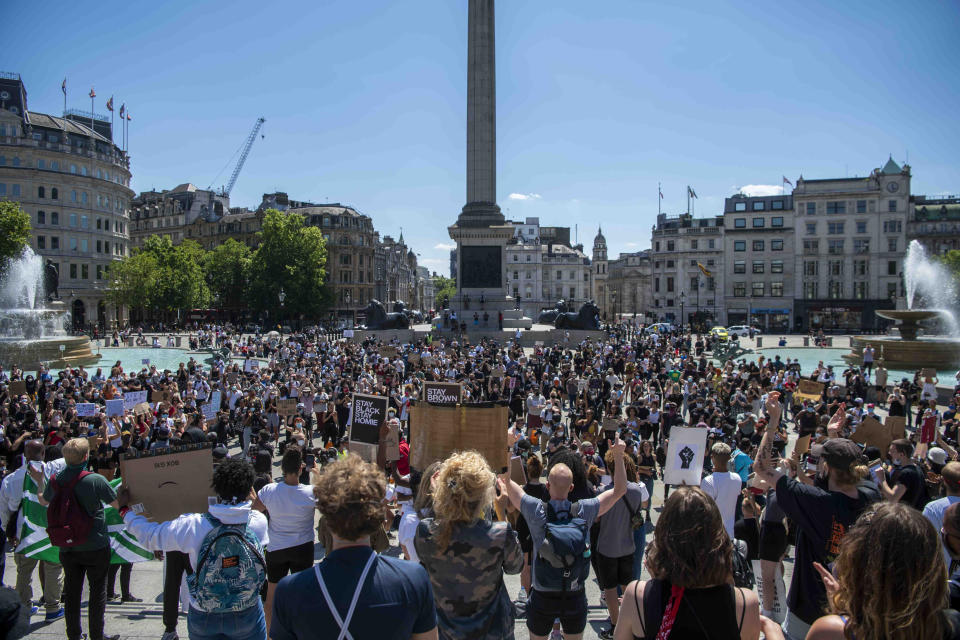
[16,474,153,564]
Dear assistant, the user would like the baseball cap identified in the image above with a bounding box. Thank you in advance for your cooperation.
[928,447,948,466]
[821,438,863,468]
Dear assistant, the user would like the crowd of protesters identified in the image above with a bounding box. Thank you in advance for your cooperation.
[0,322,958,639]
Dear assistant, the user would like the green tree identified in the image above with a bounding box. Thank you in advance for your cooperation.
[0,200,31,267]
[247,209,328,317]
[433,275,456,307]
[204,238,252,309]
[106,251,160,310]
[107,237,209,312]
[941,250,960,284]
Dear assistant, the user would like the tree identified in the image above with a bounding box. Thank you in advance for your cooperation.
[106,251,160,310]
[247,209,328,317]
[204,239,252,309]
[107,236,209,312]
[433,275,456,308]
[941,250,960,285]
[0,200,31,268]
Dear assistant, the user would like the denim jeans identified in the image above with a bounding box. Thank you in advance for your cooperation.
[632,526,647,581]
[187,601,266,640]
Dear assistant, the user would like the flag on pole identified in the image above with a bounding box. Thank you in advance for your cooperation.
[659,187,664,199]
[15,473,153,564]
[89,87,96,99]
[106,96,114,111]
[61,78,66,95]
[697,262,713,278]
[782,176,793,187]
[119,103,125,119]
[126,112,131,121]
[687,186,698,199]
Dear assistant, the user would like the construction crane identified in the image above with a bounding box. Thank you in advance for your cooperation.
[209,117,266,197]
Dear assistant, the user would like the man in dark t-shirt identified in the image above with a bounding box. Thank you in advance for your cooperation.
[876,438,926,509]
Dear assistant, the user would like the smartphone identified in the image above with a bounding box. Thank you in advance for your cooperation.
[304,453,316,468]
[805,455,820,473]
[748,486,765,496]
[868,458,883,477]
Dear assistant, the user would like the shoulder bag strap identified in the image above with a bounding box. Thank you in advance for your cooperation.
[737,586,746,632]
[314,550,377,640]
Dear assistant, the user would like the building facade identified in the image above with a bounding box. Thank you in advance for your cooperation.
[606,250,653,322]
[908,195,960,256]
[130,184,233,250]
[790,159,907,332]
[591,228,609,319]
[651,213,724,327]
[0,72,133,329]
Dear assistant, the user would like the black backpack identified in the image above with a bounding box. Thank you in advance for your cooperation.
[536,502,591,593]
[732,539,755,589]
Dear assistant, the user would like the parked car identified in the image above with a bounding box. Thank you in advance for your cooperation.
[710,326,729,340]
[727,325,763,337]
[644,322,674,334]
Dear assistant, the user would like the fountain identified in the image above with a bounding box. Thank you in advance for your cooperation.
[0,247,98,370]
[843,240,960,370]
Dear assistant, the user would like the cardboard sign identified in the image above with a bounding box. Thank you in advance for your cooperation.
[123,390,148,412]
[510,455,527,486]
[886,415,907,440]
[226,372,239,385]
[243,359,258,373]
[277,398,298,416]
[150,389,171,404]
[105,399,125,417]
[663,427,708,487]
[794,379,824,405]
[409,403,509,472]
[380,346,398,358]
[922,368,937,380]
[851,416,892,453]
[602,418,621,435]
[351,393,388,446]
[76,403,97,417]
[119,445,216,523]
[8,380,26,396]
[133,402,152,416]
[384,423,400,462]
[424,382,462,406]
[407,353,421,365]
[422,355,436,366]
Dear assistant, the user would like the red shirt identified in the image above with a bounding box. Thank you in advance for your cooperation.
[397,439,410,476]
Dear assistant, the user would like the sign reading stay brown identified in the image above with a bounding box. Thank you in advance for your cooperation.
[423,382,462,406]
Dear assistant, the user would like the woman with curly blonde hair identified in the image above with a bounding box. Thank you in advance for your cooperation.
[807,502,960,640]
[415,450,523,640]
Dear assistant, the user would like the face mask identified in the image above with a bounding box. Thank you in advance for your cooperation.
[892,458,902,467]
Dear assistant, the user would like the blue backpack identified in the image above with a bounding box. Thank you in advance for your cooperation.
[187,512,267,613]
[536,502,591,593]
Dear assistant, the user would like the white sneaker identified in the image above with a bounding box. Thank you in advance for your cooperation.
[161,632,179,640]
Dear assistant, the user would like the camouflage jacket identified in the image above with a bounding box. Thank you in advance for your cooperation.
[415,518,523,640]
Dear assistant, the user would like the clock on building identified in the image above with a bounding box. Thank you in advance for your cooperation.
[887,182,900,193]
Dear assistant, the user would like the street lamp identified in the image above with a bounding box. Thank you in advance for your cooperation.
[278,288,286,326]
[680,291,686,332]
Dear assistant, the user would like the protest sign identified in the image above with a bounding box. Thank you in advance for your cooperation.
[851,416,892,453]
[423,382,462,406]
[209,390,222,411]
[76,403,97,417]
[409,403,509,472]
[795,379,825,405]
[277,398,298,416]
[343,329,354,338]
[119,445,216,523]
[132,402,152,416]
[422,355,436,366]
[663,427,708,486]
[243,359,258,373]
[201,402,218,422]
[602,418,621,435]
[105,399,124,417]
[886,415,906,440]
[510,455,527,486]
[384,423,400,462]
[123,390,148,412]
[379,346,398,358]
[141,358,150,365]
[407,352,421,365]
[150,389,172,404]
[922,368,937,380]
[8,380,26,396]
[350,393,388,446]
[226,372,239,385]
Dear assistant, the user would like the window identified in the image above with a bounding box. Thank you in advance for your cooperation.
[753,201,765,211]
[734,260,746,274]
[50,237,59,249]
[80,239,87,252]
[69,237,77,251]
[69,264,77,279]
[51,188,57,199]
[12,157,19,167]
[666,260,675,268]
[81,264,88,280]
[97,240,102,253]
[36,236,45,249]
[666,277,674,292]
[772,216,784,227]
[883,220,902,233]
[556,270,562,280]
[829,260,843,276]
[804,261,818,276]
[70,164,77,174]
[69,213,77,227]
[12,185,19,196]
[37,210,45,224]
[734,241,746,251]
[38,186,45,198]
[829,281,842,299]
[752,260,764,274]
[753,240,765,251]
[806,202,816,215]
[689,260,696,266]
[70,190,77,202]
[655,242,660,251]
[37,159,45,169]
[826,201,846,214]
[667,241,675,251]
[828,239,844,254]
[854,260,868,276]
[96,218,101,230]
[734,218,746,228]
[51,211,59,225]
[339,254,351,265]
[690,240,698,250]
[857,200,867,213]
[888,200,897,212]
[525,272,531,279]
[81,192,87,204]
[96,265,102,280]
[104,241,109,253]
[526,255,531,262]
[735,202,746,212]
[752,282,765,297]
[771,260,784,274]
[887,261,897,276]
[708,239,715,249]
[888,238,897,252]
[734,282,746,297]
[887,282,898,299]
[856,221,867,234]
[512,254,518,262]
[690,277,699,290]
[771,282,784,297]
[753,217,765,228]
[772,200,784,210]
[854,239,870,254]
[80,215,88,229]
[827,222,845,234]
[654,279,660,292]
[771,240,784,251]
[853,282,867,299]
[804,282,818,299]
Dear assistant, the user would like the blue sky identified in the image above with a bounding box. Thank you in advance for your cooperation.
[4,0,959,276]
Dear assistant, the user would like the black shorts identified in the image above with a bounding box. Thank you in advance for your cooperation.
[265,540,315,583]
[527,589,587,636]
[758,521,788,562]
[594,551,633,590]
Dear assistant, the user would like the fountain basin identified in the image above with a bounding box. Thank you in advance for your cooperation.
[875,309,944,341]
[0,335,99,371]
[843,335,960,370]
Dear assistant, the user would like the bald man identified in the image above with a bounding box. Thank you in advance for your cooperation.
[499,435,628,640]
[0,439,67,620]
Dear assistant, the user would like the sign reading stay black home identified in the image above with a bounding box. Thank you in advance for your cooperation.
[350,393,388,445]
[423,382,462,406]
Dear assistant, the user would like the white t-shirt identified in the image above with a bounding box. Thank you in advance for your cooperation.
[701,470,742,539]
[923,495,960,566]
[257,482,317,551]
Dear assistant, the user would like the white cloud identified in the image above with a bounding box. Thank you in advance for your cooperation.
[625,242,638,247]
[433,243,456,251]
[737,184,784,197]
[508,192,542,201]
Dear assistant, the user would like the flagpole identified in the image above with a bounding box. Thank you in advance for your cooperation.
[658,182,661,216]
[90,92,95,132]
[62,79,66,116]
[686,186,690,216]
